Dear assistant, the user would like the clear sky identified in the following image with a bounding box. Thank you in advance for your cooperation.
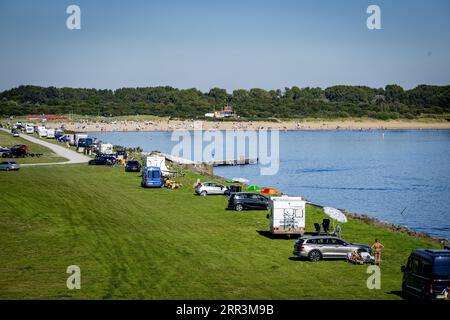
[0,0,449,92]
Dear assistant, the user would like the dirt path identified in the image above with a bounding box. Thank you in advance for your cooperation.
[0,128,91,166]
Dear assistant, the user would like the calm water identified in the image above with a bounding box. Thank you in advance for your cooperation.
[89,130,450,240]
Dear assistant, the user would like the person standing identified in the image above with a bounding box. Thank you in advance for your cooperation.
[371,239,384,266]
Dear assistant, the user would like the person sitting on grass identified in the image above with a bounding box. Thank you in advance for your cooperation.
[348,249,364,264]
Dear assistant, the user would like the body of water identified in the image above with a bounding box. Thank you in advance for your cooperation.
[88,130,450,240]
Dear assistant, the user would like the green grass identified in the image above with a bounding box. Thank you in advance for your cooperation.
[0,131,67,164]
[0,164,439,299]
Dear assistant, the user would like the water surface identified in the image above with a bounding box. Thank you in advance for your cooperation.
[89,130,450,240]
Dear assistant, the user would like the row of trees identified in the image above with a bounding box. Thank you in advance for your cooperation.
[0,84,449,120]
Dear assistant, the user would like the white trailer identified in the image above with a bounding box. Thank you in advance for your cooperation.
[268,196,306,235]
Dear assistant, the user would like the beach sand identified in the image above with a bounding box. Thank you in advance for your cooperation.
[49,118,450,132]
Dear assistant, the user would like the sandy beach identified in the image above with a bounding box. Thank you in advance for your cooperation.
[49,119,450,132]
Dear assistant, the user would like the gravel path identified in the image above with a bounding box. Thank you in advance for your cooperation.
[1,128,91,166]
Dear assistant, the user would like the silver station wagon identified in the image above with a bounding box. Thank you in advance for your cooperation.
[293,236,371,262]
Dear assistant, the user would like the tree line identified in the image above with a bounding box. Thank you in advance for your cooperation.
[0,84,449,120]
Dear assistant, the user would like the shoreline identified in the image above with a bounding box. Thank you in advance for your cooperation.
[31,119,450,132]
[190,166,450,244]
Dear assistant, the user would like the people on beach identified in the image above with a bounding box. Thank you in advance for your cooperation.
[371,239,384,266]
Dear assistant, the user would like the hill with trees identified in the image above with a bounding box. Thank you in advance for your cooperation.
[0,84,449,120]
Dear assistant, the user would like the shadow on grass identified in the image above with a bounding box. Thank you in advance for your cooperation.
[387,290,406,300]
[256,230,318,240]
[288,256,310,262]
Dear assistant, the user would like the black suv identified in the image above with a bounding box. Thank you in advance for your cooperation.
[88,156,115,165]
[401,249,450,300]
[227,192,269,211]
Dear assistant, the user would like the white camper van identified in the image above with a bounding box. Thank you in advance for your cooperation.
[46,129,55,139]
[268,196,306,235]
[25,125,34,134]
[37,127,48,137]
[144,155,170,176]
[100,143,113,154]
[74,134,88,146]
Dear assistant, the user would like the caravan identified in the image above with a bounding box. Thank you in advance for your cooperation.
[268,196,306,235]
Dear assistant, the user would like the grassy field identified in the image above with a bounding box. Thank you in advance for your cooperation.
[0,163,440,300]
[0,131,67,164]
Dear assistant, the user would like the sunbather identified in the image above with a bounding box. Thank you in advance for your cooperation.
[371,239,384,266]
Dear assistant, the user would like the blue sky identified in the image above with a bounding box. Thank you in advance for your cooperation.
[0,0,449,92]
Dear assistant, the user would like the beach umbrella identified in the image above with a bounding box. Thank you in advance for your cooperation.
[232,177,249,184]
[323,207,348,223]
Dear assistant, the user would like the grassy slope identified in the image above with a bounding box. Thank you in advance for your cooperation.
[0,131,67,164]
[0,164,438,299]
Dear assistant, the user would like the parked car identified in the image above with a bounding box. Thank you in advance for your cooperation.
[195,182,229,196]
[5,145,28,158]
[88,156,115,165]
[0,161,20,171]
[125,160,141,172]
[292,236,371,262]
[227,192,269,211]
[141,166,163,188]
[12,131,20,137]
[401,249,450,300]
[0,147,10,158]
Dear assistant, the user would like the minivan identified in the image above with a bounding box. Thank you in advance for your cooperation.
[227,192,269,211]
[401,249,450,300]
[141,166,163,188]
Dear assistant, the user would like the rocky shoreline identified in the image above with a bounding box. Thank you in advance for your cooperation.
[308,202,450,246]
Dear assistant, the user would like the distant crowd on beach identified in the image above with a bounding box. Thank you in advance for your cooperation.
[50,118,450,133]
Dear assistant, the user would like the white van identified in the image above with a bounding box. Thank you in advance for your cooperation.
[74,134,88,146]
[25,125,34,134]
[268,196,306,235]
[46,129,55,139]
[38,127,48,137]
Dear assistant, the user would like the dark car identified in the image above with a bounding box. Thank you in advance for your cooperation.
[4,145,28,158]
[125,160,141,172]
[88,156,115,165]
[401,249,450,300]
[227,192,269,211]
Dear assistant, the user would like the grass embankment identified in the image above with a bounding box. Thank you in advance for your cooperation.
[0,131,67,164]
[0,164,439,299]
